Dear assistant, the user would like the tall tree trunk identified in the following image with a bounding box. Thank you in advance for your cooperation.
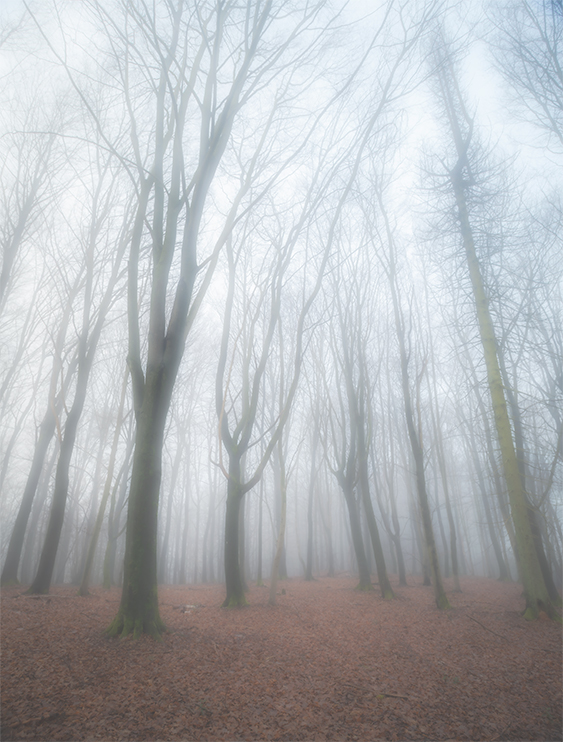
[373,410,407,586]
[238,492,248,592]
[269,440,288,605]
[103,433,133,589]
[385,238,450,609]
[157,432,183,584]
[305,417,319,581]
[317,473,335,578]
[451,162,559,620]
[1,331,79,586]
[222,456,247,607]
[463,409,511,581]
[1,409,57,585]
[79,367,129,595]
[357,427,394,598]
[256,477,264,586]
[108,374,169,638]
[27,356,92,594]
[339,480,372,591]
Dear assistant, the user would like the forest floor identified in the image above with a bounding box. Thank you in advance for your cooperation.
[1,576,561,742]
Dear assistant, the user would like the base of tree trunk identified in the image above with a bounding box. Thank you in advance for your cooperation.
[107,608,167,640]
[435,592,451,610]
[25,584,49,596]
[355,582,374,592]
[222,594,248,608]
[523,600,562,623]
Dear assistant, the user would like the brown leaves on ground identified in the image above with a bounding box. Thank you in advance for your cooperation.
[1,576,561,741]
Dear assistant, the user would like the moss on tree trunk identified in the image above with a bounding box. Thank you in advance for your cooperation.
[453,169,560,622]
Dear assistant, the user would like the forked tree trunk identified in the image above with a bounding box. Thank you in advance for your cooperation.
[357,419,394,599]
[339,480,372,591]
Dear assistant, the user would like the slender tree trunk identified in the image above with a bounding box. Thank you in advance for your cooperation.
[79,367,129,595]
[357,416,394,598]
[339,481,372,591]
[272,447,288,581]
[238,492,248,592]
[305,419,319,581]
[157,433,183,585]
[388,266,449,608]
[103,435,132,589]
[435,496,450,578]
[317,474,335,577]
[256,476,264,586]
[463,411,511,581]
[27,356,92,594]
[269,441,288,605]
[452,165,559,620]
[373,416,407,587]
[1,409,57,585]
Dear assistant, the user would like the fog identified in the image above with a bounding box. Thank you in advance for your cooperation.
[0,0,561,628]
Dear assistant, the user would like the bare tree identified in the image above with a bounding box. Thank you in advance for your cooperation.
[43,0,342,636]
[491,0,563,152]
[430,36,560,620]
[374,194,450,609]
[27,149,129,595]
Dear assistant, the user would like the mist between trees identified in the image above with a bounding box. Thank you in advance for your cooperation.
[0,0,561,636]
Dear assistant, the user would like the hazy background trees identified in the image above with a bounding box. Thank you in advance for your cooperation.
[1,0,561,627]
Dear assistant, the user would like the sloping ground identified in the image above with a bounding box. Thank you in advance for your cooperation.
[1,576,561,742]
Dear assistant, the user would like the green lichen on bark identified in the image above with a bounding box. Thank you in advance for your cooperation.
[222,594,249,608]
[355,582,374,592]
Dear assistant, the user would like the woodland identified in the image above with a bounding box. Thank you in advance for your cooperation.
[0,0,562,740]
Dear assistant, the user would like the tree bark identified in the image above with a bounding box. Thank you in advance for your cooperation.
[452,162,559,620]
[222,457,247,607]
[107,374,169,638]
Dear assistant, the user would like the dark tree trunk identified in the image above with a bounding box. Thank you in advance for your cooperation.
[1,409,56,585]
[340,482,372,591]
[222,457,247,607]
[27,365,90,594]
[108,376,169,638]
[357,422,393,598]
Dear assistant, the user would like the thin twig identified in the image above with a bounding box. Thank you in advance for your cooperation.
[490,721,511,741]
[466,613,509,642]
